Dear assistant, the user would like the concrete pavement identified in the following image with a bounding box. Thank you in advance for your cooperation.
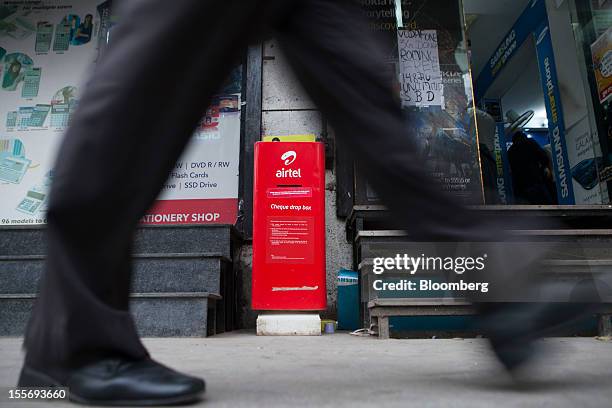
[1,333,611,407]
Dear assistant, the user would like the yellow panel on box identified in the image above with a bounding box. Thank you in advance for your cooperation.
[262,134,317,142]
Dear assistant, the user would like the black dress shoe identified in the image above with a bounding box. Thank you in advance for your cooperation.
[18,358,205,406]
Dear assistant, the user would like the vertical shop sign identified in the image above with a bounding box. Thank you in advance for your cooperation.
[482,98,513,204]
[535,22,575,204]
[493,123,513,204]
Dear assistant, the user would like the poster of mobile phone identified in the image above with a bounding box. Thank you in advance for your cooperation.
[564,116,609,204]
[0,0,100,226]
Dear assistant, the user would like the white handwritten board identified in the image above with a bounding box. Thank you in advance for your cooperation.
[397,30,444,107]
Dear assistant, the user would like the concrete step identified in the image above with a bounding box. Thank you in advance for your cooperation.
[132,254,229,295]
[0,228,46,257]
[346,205,612,241]
[134,226,235,258]
[0,225,236,257]
[355,230,612,261]
[0,224,241,337]
[354,231,612,301]
[0,253,230,295]
[131,293,221,336]
[0,292,221,337]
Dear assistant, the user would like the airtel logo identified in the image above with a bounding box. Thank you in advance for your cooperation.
[276,150,301,178]
[281,151,297,165]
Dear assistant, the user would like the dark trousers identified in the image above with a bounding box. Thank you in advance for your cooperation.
[24,0,483,380]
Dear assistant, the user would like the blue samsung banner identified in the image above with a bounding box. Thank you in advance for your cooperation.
[534,22,575,204]
[474,0,547,102]
[473,0,575,204]
[493,123,513,204]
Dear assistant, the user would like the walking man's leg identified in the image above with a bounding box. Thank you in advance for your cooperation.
[19,0,283,404]
[276,1,480,240]
[275,0,597,371]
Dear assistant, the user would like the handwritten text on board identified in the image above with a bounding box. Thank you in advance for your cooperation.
[397,30,444,107]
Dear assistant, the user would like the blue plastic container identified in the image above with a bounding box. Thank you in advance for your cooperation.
[337,269,360,331]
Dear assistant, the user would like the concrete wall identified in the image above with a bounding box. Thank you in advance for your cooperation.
[239,41,353,327]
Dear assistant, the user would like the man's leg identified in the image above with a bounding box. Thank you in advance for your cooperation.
[276,1,599,371]
[21,0,282,395]
[275,2,532,302]
[276,1,481,240]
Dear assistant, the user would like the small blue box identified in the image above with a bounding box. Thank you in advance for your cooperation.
[337,269,359,331]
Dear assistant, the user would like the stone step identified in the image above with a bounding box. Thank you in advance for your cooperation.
[0,253,230,295]
[0,225,241,337]
[346,205,612,241]
[134,226,235,258]
[0,292,221,337]
[131,293,221,336]
[354,232,612,324]
[132,254,230,295]
[0,225,236,257]
[355,230,612,261]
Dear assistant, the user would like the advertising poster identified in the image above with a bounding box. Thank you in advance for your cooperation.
[0,0,100,225]
[0,0,242,226]
[591,26,612,104]
[142,92,242,225]
[565,115,609,204]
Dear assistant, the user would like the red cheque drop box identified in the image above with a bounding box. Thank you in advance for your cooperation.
[252,141,326,310]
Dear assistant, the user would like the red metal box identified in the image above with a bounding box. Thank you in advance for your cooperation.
[252,142,326,310]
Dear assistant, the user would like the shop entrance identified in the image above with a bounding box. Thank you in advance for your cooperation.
[350,0,611,208]
[466,0,610,205]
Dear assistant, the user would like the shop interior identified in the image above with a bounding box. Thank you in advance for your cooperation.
[464,0,610,205]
